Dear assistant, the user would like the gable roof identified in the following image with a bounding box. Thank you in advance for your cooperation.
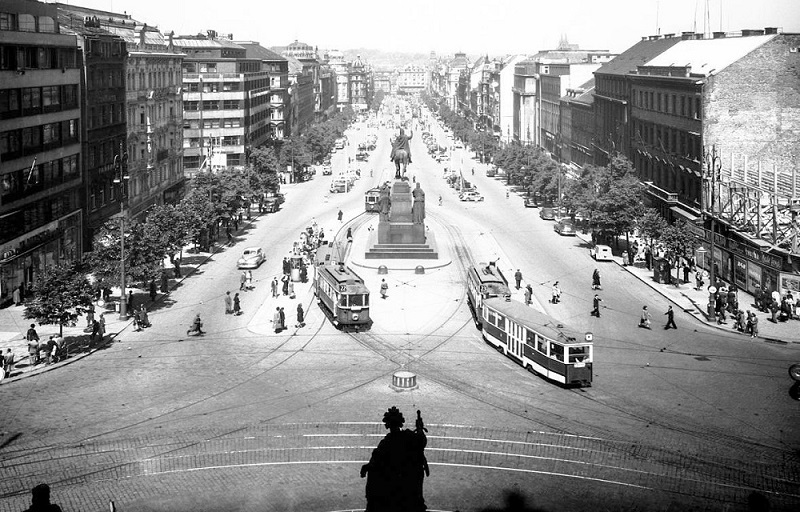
[595,36,682,76]
[641,34,776,76]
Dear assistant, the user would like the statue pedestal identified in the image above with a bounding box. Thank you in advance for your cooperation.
[367,180,437,260]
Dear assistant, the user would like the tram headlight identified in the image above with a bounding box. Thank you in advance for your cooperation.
[352,313,359,321]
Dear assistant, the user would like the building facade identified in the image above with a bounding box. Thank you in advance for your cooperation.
[236,41,289,140]
[174,33,270,175]
[398,64,427,94]
[0,0,82,304]
[58,13,128,250]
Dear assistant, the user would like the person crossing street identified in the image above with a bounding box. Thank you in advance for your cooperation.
[592,269,601,290]
[639,306,652,329]
[664,305,677,329]
[591,294,602,317]
[514,269,522,290]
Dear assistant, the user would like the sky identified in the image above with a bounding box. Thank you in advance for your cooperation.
[52,0,800,57]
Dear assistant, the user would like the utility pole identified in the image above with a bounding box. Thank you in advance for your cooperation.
[703,143,722,320]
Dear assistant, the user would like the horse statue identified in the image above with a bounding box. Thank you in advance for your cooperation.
[392,149,409,180]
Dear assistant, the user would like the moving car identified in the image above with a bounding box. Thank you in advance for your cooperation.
[539,207,556,220]
[237,247,265,269]
[460,191,485,202]
[590,244,614,261]
[553,219,576,236]
[524,197,538,208]
[321,165,332,175]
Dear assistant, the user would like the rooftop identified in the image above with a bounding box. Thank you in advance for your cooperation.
[640,34,777,77]
[235,41,287,62]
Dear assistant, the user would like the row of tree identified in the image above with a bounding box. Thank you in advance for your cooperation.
[420,92,500,164]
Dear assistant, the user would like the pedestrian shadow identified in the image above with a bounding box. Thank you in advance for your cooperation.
[474,491,550,512]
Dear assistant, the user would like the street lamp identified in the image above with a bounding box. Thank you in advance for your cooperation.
[112,145,129,320]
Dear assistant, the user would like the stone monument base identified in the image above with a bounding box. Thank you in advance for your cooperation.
[365,230,439,259]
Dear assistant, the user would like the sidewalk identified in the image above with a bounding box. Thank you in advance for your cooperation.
[571,230,800,344]
[0,199,288,384]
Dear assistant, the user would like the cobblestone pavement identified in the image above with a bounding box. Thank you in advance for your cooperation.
[1,116,799,512]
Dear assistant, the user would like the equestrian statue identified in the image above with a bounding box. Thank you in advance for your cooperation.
[389,127,412,180]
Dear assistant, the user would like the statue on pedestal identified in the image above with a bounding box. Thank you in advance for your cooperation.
[360,407,429,512]
[411,183,425,225]
[378,183,392,222]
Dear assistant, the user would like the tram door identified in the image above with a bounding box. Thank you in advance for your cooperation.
[508,321,524,361]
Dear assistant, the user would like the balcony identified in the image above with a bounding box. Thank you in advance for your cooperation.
[644,181,678,204]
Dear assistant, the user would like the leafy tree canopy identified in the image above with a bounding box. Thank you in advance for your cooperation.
[24,261,95,335]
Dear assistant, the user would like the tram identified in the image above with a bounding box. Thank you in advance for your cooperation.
[365,187,381,213]
[314,262,372,329]
[466,263,511,326]
[481,297,593,387]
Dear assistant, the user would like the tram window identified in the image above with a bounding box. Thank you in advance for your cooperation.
[549,343,564,362]
[487,310,496,324]
[497,316,505,330]
[339,295,347,306]
[350,294,364,306]
[536,336,546,354]
[569,346,589,363]
[525,329,535,346]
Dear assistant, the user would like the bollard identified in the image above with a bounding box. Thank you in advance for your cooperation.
[378,265,388,275]
[392,370,417,391]
[415,265,425,274]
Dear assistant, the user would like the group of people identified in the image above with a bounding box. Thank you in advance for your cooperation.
[273,304,305,333]
[754,285,798,323]
[23,324,66,368]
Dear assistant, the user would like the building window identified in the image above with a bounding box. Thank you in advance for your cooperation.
[18,14,35,32]
[38,16,55,33]
[694,97,701,119]
[0,89,20,118]
[0,12,17,30]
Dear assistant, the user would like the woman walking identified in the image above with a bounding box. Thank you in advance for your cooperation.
[233,293,241,316]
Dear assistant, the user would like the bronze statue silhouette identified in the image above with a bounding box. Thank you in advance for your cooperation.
[361,407,429,512]
[378,182,392,222]
[390,128,412,180]
[412,183,425,224]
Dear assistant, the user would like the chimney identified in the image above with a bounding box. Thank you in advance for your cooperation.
[681,31,695,40]
[663,33,675,38]
[713,31,726,39]
[764,27,778,35]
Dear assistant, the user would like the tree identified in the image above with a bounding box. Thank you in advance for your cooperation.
[636,209,668,255]
[24,261,94,336]
[84,220,165,289]
[278,137,313,181]
[144,204,192,263]
[660,220,697,266]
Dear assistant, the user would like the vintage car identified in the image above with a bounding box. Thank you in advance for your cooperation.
[237,247,265,269]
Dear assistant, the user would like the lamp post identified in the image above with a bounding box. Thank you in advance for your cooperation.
[112,144,129,320]
[703,144,722,320]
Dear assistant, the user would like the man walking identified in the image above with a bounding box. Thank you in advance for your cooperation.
[338,209,343,222]
[380,279,388,299]
[664,305,677,329]
[639,306,651,329]
[296,303,305,328]
[271,277,278,298]
[239,271,247,291]
[551,282,561,304]
[524,284,532,306]
[591,294,602,317]
[514,269,522,290]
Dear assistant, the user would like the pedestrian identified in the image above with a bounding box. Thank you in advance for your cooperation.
[132,308,141,331]
[3,348,15,378]
[173,260,182,278]
[240,271,247,291]
[86,302,95,328]
[139,305,150,328]
[127,291,134,313]
[282,274,289,295]
[44,336,55,365]
[90,319,101,345]
[233,293,241,316]
[26,324,40,366]
[273,307,282,333]
[288,280,295,299]
[98,313,106,342]
[695,271,704,291]
[551,282,561,304]
[300,265,308,283]
[683,264,690,284]
[246,270,253,290]
[226,226,233,245]
[733,309,745,332]
[591,294,602,317]
[750,313,759,338]
[279,307,285,331]
[149,279,157,301]
[12,284,22,306]
[514,269,522,290]
[224,291,233,314]
[51,333,64,363]
[282,257,290,275]
[664,305,677,329]
[524,284,532,306]
[347,227,353,243]
[271,277,278,298]
[380,279,388,299]
[296,303,305,328]
[338,209,343,222]
[639,306,651,329]
[592,269,601,290]
[161,271,169,293]
[770,298,779,323]
[644,247,652,270]
[23,483,63,512]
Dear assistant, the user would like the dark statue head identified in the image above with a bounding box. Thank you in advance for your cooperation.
[382,406,405,429]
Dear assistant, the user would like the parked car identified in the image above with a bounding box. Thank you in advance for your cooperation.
[524,197,538,208]
[553,219,576,236]
[486,167,497,177]
[237,247,265,269]
[539,207,556,220]
[590,244,614,262]
[322,165,332,175]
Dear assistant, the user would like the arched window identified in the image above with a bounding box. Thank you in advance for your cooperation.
[38,16,56,33]
[18,14,35,32]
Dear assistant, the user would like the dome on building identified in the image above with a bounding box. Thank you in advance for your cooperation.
[352,54,365,68]
[286,40,315,59]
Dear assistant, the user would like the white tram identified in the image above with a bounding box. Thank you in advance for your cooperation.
[314,263,371,329]
[481,297,593,387]
[467,263,511,326]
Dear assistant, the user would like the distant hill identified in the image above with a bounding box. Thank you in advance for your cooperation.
[336,48,476,71]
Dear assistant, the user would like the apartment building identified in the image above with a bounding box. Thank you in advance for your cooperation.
[0,0,82,304]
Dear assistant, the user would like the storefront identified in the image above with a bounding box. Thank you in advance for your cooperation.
[0,212,81,306]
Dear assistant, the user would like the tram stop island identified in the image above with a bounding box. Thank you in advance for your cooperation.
[365,181,439,260]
